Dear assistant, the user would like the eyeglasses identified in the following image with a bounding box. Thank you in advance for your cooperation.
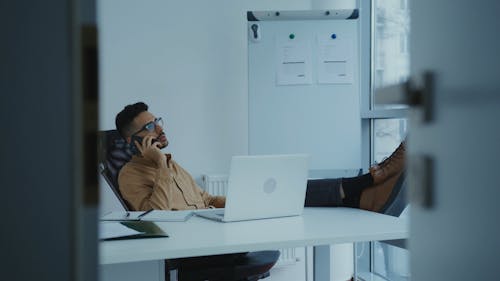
[132,117,163,136]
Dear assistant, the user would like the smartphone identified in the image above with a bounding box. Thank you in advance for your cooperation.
[130,135,158,155]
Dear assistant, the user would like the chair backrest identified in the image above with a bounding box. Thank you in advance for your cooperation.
[98,130,134,211]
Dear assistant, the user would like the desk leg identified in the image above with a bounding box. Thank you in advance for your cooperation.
[101,260,165,281]
[168,269,178,281]
[314,244,355,281]
[314,245,332,281]
[353,243,358,281]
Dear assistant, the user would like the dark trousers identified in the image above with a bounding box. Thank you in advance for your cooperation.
[304,178,344,207]
[305,173,374,208]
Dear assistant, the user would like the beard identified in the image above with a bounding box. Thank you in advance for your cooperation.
[158,141,168,149]
[156,132,168,149]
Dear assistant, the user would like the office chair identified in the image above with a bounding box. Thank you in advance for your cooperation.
[98,130,134,211]
[168,251,280,281]
[98,130,280,281]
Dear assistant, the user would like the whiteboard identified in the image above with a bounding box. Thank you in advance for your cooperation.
[248,10,361,170]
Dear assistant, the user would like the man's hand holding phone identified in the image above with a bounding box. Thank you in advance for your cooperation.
[133,135,166,167]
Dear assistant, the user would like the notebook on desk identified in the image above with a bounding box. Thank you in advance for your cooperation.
[196,154,309,222]
[100,221,168,240]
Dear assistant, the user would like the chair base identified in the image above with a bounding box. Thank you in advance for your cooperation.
[166,251,279,281]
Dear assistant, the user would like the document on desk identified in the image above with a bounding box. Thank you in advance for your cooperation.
[99,221,168,240]
[101,210,194,222]
[100,211,144,221]
[139,210,194,222]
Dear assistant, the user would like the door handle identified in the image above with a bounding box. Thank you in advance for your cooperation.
[409,154,435,209]
[375,71,435,124]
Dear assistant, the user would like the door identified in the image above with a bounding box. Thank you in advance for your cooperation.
[1,1,98,281]
[408,0,500,280]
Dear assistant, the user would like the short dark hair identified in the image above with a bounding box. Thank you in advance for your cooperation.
[115,102,149,138]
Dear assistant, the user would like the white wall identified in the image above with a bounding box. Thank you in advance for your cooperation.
[99,0,310,181]
[98,0,355,181]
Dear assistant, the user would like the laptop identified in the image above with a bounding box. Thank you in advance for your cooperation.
[196,154,309,222]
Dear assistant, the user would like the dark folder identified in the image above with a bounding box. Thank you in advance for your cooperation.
[102,221,168,241]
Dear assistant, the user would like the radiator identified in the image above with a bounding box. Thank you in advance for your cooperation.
[201,174,299,267]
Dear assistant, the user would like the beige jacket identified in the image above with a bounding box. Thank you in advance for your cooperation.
[118,154,225,211]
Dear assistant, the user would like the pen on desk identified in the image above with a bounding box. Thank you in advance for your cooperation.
[137,209,154,219]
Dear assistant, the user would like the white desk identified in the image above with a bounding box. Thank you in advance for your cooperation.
[100,207,407,265]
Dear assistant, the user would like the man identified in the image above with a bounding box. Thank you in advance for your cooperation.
[115,102,225,211]
[114,101,405,281]
[115,101,405,214]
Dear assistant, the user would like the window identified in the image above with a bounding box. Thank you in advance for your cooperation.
[357,1,410,280]
[400,0,407,10]
[373,118,406,163]
[372,0,411,109]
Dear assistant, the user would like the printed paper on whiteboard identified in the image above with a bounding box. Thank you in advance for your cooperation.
[275,39,312,85]
[317,37,354,84]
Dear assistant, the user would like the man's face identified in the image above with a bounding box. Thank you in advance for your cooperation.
[128,111,168,149]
